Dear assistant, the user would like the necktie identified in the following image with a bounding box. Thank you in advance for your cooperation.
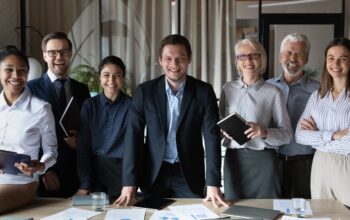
[57,79,67,111]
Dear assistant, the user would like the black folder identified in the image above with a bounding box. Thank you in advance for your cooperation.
[221,205,283,220]
[0,150,32,176]
[59,96,80,137]
[217,112,251,145]
[133,197,175,210]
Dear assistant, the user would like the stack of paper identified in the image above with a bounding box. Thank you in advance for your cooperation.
[40,207,100,220]
[168,204,219,220]
[104,208,146,220]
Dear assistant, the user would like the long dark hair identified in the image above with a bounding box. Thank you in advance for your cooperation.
[318,37,350,98]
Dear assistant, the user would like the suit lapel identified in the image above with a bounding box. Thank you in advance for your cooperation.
[155,77,168,137]
[177,76,194,128]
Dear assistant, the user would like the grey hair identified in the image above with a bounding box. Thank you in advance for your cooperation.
[280,33,311,55]
[234,38,267,75]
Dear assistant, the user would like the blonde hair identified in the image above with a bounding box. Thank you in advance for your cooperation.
[234,38,267,75]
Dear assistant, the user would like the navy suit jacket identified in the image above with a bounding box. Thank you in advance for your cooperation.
[122,75,222,196]
[27,73,90,197]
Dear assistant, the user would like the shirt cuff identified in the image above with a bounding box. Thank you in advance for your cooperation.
[322,131,333,142]
[80,181,92,190]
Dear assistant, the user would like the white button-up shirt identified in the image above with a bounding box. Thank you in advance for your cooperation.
[0,87,57,184]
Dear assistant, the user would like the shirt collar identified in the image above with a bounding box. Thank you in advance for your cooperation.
[0,87,31,111]
[100,92,124,106]
[238,76,265,91]
[276,72,309,86]
[165,78,186,96]
[47,70,69,83]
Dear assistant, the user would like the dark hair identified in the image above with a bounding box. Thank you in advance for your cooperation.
[0,45,29,69]
[318,37,350,98]
[159,34,192,58]
[41,32,72,51]
[98,55,126,77]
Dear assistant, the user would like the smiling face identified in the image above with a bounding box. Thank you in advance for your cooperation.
[100,63,124,101]
[326,45,350,81]
[159,44,191,87]
[235,43,262,82]
[280,40,308,77]
[0,55,28,102]
[43,39,72,78]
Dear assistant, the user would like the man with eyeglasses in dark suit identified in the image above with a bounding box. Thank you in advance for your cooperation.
[27,32,90,198]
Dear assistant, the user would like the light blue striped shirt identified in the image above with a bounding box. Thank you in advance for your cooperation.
[296,89,350,155]
[164,80,185,163]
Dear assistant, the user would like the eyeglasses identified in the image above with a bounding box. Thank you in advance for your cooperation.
[45,49,71,57]
[236,53,260,61]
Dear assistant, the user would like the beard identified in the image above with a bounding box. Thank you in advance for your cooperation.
[282,62,304,76]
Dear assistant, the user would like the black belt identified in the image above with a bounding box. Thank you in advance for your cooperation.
[279,153,314,161]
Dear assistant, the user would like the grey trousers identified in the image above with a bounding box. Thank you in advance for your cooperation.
[224,148,280,200]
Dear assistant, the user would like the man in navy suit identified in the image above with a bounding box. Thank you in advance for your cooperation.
[27,32,90,197]
[114,34,228,207]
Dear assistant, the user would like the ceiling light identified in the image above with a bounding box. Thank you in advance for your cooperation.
[248,0,328,8]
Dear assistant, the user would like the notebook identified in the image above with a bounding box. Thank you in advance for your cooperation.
[59,96,80,137]
[217,112,251,145]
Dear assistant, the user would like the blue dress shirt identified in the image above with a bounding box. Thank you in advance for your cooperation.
[164,80,185,163]
[267,73,320,156]
[77,92,131,189]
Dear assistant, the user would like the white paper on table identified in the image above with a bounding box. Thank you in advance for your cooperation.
[150,210,180,220]
[40,207,100,220]
[281,215,331,220]
[273,199,313,216]
[169,204,219,220]
[104,208,146,220]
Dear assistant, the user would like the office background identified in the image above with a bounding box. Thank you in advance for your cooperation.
[0,0,349,97]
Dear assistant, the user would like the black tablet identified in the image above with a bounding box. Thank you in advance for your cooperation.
[133,197,175,210]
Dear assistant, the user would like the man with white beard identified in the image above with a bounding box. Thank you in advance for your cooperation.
[267,33,319,199]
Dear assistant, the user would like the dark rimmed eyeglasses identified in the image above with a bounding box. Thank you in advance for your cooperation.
[236,53,260,61]
[45,49,71,57]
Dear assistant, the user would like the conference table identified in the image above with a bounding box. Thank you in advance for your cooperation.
[2,198,349,219]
